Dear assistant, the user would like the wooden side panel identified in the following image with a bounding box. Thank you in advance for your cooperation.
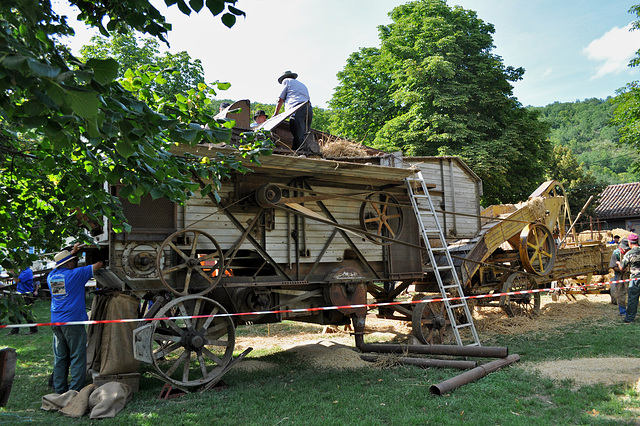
[179,185,385,265]
[407,158,481,239]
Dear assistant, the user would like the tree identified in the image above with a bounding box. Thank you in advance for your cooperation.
[535,98,637,184]
[0,0,268,278]
[80,33,209,101]
[329,0,550,205]
[612,5,640,169]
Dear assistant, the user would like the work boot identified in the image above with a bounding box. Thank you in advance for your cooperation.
[28,327,38,334]
[8,328,18,335]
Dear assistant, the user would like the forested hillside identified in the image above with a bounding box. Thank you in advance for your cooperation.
[533,98,639,184]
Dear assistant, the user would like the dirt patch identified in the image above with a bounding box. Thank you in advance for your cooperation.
[522,358,640,390]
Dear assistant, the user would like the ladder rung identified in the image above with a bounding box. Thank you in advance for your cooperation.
[455,323,472,329]
[434,265,453,271]
[448,303,466,309]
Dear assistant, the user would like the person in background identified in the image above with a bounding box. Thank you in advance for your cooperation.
[609,235,621,245]
[609,238,630,315]
[617,233,640,323]
[7,266,39,335]
[47,243,104,393]
[274,70,313,153]
[219,101,231,112]
[251,110,268,128]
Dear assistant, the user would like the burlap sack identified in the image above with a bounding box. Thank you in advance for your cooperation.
[41,390,77,411]
[60,384,96,417]
[88,382,133,419]
[87,292,139,375]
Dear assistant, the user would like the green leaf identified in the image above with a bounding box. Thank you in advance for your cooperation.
[66,89,100,119]
[26,59,60,78]
[116,140,136,158]
[189,0,204,12]
[150,187,165,200]
[205,0,225,15]
[228,6,245,17]
[86,58,119,84]
[2,56,27,71]
[119,185,133,199]
[176,0,192,15]
[221,13,236,28]
[215,81,231,91]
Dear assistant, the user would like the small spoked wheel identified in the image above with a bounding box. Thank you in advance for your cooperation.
[149,296,235,388]
[411,296,454,345]
[157,229,225,296]
[499,273,540,317]
[359,192,404,245]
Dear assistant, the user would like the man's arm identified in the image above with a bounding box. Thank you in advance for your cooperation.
[274,98,284,116]
[92,261,105,273]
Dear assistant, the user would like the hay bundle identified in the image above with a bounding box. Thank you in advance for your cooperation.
[526,197,547,220]
[320,139,368,158]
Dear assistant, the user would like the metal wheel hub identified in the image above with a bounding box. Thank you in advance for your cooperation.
[432,314,446,329]
[183,331,205,351]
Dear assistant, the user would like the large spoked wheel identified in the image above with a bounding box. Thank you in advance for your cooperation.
[359,192,404,245]
[149,295,235,388]
[157,229,225,296]
[411,296,455,345]
[519,223,556,276]
[499,273,540,317]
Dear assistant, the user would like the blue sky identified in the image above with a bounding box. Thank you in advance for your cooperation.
[56,0,640,108]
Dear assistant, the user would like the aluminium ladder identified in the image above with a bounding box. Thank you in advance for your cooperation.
[405,171,480,346]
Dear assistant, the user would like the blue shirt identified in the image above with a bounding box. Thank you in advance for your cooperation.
[278,78,311,111]
[47,265,94,323]
[16,268,34,294]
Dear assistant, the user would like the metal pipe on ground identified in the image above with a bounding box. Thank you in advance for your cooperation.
[429,354,521,395]
[360,354,477,370]
[354,333,508,358]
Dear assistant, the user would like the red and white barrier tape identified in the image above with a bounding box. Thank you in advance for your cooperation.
[1,277,633,330]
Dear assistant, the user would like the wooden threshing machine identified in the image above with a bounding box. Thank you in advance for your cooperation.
[82,102,613,390]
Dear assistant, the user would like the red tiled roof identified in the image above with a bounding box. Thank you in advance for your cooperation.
[594,182,640,219]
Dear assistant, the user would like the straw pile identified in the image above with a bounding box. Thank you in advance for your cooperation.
[320,138,369,158]
[575,227,631,243]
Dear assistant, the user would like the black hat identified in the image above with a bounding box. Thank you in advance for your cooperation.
[254,109,267,119]
[278,70,298,84]
[220,101,231,109]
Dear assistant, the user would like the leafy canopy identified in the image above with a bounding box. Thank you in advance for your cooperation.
[612,5,640,172]
[0,0,270,270]
[329,0,551,205]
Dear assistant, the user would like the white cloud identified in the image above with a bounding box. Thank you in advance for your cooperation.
[584,23,640,79]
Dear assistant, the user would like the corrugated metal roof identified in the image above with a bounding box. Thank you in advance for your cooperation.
[594,182,640,219]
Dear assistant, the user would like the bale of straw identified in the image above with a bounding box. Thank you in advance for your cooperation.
[320,139,369,158]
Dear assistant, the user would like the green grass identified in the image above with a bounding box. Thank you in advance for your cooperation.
[2,297,640,425]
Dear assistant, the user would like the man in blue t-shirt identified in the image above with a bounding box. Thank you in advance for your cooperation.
[7,267,39,335]
[47,243,104,393]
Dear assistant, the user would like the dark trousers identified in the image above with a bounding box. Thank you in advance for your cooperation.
[52,325,87,393]
[290,103,313,152]
[625,279,640,322]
